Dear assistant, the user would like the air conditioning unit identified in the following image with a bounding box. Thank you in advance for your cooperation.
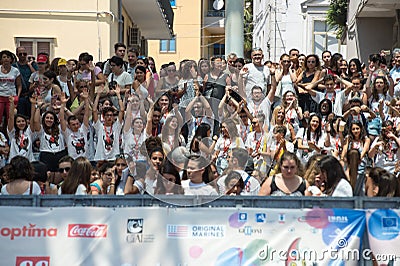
[128,27,141,46]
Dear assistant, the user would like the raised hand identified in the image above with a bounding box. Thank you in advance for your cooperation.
[80,88,89,100]
[115,84,121,95]
[60,92,69,104]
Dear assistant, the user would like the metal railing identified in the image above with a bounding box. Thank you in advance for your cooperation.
[1,195,399,208]
[207,10,225,17]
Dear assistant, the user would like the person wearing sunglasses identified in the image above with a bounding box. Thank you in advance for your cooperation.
[107,56,132,109]
[295,54,322,116]
[56,156,74,186]
[103,42,128,78]
[29,53,49,99]
[13,47,38,118]
[59,156,92,195]
[155,62,179,98]
[274,53,297,105]
[238,47,270,100]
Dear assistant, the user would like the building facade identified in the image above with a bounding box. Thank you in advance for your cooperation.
[253,0,346,62]
[345,0,400,63]
[0,0,173,62]
[147,0,226,69]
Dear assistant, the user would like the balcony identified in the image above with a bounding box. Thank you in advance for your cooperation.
[122,0,174,39]
[204,9,225,35]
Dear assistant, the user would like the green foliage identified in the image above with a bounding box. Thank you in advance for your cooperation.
[326,0,348,39]
[244,0,253,58]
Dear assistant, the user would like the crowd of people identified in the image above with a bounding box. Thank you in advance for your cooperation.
[0,42,399,198]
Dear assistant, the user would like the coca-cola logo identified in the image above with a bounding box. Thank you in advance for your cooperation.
[15,256,50,266]
[67,224,107,238]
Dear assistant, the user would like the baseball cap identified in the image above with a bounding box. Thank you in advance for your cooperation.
[37,54,48,63]
[58,58,67,66]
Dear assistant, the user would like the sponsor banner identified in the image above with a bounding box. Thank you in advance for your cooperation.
[366,209,400,265]
[0,207,369,265]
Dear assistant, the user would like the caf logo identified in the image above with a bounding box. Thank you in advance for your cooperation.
[127,219,143,234]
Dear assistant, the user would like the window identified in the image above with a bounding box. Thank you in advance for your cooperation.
[170,0,176,7]
[16,37,54,58]
[212,43,225,57]
[313,20,340,55]
[160,35,176,53]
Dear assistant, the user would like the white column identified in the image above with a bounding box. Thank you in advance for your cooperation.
[225,0,244,58]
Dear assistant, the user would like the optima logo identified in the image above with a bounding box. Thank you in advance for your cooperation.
[1,224,57,240]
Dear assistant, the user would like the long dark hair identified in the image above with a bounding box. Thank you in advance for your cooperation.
[347,58,362,77]
[41,110,60,137]
[190,123,211,153]
[14,114,29,141]
[306,113,322,142]
[61,157,92,194]
[348,120,367,142]
[367,167,399,197]
[317,155,349,196]
[155,160,184,195]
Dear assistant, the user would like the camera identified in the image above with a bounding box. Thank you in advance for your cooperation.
[109,81,117,90]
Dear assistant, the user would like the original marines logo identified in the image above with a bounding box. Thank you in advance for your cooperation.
[126,219,154,244]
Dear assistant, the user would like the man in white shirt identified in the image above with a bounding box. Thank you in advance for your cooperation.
[217,147,260,195]
[60,91,90,159]
[185,95,214,147]
[238,47,270,99]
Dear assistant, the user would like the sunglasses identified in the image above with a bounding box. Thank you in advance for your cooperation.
[58,167,71,173]
[116,153,130,160]
[18,53,27,56]
[116,163,127,167]
[79,85,88,89]
[282,60,290,63]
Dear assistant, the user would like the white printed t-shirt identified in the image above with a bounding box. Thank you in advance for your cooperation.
[93,119,122,161]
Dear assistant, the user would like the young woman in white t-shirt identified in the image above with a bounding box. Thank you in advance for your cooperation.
[33,102,67,175]
[0,50,22,121]
[1,156,41,195]
[7,96,35,162]
[123,96,148,162]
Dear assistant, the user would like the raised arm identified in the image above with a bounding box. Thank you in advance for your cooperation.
[59,92,69,132]
[115,85,125,122]
[81,88,91,128]
[32,96,42,132]
[145,107,154,136]
[124,98,133,133]
[92,85,103,123]
[267,66,277,102]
